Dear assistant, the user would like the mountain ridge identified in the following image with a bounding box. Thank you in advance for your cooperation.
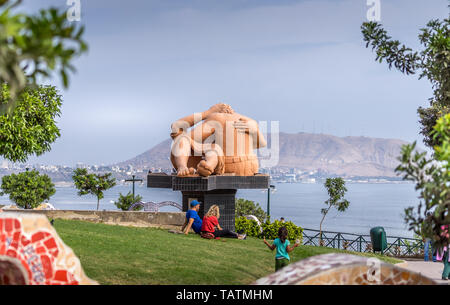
[114,132,414,177]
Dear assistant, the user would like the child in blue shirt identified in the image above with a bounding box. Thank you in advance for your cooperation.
[263,226,300,271]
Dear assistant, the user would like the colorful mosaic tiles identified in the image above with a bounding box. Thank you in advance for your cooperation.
[254,253,437,285]
[0,213,97,285]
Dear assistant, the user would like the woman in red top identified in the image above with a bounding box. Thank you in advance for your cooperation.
[201,205,246,239]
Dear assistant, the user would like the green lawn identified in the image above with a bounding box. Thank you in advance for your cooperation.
[53,219,401,285]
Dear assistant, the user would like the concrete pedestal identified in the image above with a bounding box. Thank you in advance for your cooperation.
[147,173,269,231]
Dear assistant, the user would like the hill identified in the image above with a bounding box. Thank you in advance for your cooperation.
[115,132,415,177]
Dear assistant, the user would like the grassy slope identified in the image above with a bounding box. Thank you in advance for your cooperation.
[54,219,400,285]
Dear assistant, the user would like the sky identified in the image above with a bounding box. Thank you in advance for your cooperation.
[11,0,450,166]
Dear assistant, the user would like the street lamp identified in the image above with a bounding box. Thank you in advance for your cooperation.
[267,184,276,217]
[125,175,143,201]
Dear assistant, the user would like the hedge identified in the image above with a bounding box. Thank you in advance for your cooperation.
[235,216,303,243]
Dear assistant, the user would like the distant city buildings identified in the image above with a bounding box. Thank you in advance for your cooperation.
[259,166,402,184]
[0,161,404,185]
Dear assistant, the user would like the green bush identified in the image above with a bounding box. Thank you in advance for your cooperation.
[235,198,267,222]
[235,217,261,237]
[0,169,55,209]
[114,192,143,211]
[235,216,303,243]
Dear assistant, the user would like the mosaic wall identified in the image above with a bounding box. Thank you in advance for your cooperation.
[0,213,97,285]
[254,253,437,285]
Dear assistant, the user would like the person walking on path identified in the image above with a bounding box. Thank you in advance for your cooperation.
[263,226,300,271]
[424,238,437,262]
[436,225,450,280]
[200,205,246,239]
[423,213,437,262]
[181,200,203,235]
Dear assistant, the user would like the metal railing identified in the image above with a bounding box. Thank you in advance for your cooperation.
[128,201,182,212]
[302,228,424,258]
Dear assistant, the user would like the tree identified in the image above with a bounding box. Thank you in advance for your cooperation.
[114,192,143,211]
[361,17,450,148]
[395,114,450,250]
[319,178,350,245]
[235,198,267,223]
[72,168,116,211]
[0,169,55,209]
[0,84,62,162]
[0,0,87,110]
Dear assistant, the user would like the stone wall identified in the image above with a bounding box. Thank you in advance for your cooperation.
[0,209,186,229]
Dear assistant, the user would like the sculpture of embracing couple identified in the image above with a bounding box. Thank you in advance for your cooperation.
[170,103,267,177]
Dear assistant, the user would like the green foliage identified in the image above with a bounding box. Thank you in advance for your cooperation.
[235,198,267,222]
[72,168,116,210]
[114,192,143,211]
[323,178,350,213]
[361,18,450,147]
[361,21,420,74]
[0,0,87,109]
[433,113,450,162]
[0,169,55,209]
[319,178,350,242]
[235,216,261,237]
[396,114,450,249]
[235,216,303,243]
[262,219,303,243]
[0,84,62,162]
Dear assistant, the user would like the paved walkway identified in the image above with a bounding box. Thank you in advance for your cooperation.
[402,259,449,285]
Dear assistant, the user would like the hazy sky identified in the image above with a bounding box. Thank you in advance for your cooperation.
[13,0,450,166]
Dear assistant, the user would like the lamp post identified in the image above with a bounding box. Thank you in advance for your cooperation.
[267,184,276,217]
[125,175,143,201]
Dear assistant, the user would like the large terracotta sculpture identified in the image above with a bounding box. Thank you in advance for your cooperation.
[170,103,267,177]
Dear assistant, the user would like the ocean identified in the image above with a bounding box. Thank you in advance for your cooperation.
[0,182,419,238]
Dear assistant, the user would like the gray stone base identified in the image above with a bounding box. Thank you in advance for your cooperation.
[147,173,270,232]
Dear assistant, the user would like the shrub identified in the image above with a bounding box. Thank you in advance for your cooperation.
[235,216,303,243]
[235,198,267,223]
[262,219,303,243]
[235,217,261,237]
[0,169,55,209]
[114,192,143,211]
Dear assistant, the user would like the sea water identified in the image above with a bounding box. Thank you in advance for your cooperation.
[0,182,418,238]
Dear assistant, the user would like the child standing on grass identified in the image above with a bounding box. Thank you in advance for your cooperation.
[263,226,300,271]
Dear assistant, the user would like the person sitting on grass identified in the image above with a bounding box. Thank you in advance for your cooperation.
[263,226,300,272]
[181,200,202,235]
[200,204,246,239]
